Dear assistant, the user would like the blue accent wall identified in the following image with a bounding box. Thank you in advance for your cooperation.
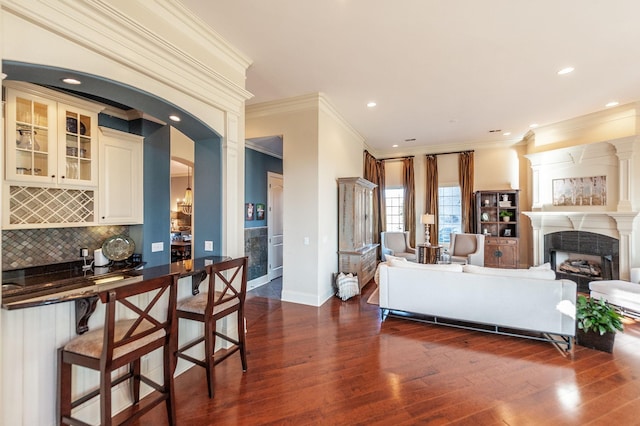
[245,148,283,228]
[140,126,171,267]
[194,136,223,258]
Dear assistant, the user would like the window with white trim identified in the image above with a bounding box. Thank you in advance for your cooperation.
[385,188,404,232]
[438,186,462,244]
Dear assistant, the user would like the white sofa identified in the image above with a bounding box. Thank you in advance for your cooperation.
[589,267,640,317]
[378,261,577,348]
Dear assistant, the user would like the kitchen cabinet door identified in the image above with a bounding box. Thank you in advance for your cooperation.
[5,82,101,187]
[98,127,143,224]
[5,86,57,183]
[57,103,99,187]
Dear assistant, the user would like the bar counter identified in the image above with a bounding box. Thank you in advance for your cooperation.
[2,256,229,311]
[0,256,231,425]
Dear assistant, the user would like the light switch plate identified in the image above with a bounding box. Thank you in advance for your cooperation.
[204,241,213,251]
[151,242,164,252]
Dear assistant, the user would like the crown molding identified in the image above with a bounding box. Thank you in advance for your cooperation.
[317,93,365,144]
[1,0,253,115]
[246,93,322,118]
[245,140,282,159]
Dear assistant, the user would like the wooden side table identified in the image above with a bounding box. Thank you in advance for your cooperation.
[417,244,442,264]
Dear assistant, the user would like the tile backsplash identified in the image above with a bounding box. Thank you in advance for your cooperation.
[2,226,130,270]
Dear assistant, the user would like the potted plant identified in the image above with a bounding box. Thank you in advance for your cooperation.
[575,294,624,353]
[499,210,513,222]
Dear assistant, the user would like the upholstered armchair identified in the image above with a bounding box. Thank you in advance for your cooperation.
[381,231,417,261]
[449,233,485,266]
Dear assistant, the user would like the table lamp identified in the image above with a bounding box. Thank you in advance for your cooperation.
[421,214,435,246]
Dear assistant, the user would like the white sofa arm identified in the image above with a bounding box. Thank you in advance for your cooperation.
[631,268,640,284]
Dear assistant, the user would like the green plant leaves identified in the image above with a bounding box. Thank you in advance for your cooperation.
[576,294,624,335]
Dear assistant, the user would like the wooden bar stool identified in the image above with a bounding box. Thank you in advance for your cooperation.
[58,274,179,426]
[175,257,248,398]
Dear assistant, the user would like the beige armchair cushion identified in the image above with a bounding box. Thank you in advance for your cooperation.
[381,231,416,261]
[451,234,477,256]
[449,233,485,266]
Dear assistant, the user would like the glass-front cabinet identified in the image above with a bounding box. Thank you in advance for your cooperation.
[58,104,97,186]
[6,89,56,183]
[5,82,99,187]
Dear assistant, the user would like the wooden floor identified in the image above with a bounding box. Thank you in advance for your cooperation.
[133,282,640,425]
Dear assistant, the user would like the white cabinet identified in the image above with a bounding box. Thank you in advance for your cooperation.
[3,81,143,228]
[98,127,144,224]
[4,81,101,188]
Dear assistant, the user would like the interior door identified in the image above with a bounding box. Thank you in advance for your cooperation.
[268,173,284,280]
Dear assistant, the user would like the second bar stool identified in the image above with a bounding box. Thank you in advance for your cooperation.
[175,257,248,398]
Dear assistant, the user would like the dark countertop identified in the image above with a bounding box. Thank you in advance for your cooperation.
[2,256,229,310]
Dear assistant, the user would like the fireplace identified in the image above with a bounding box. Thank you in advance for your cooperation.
[544,231,618,293]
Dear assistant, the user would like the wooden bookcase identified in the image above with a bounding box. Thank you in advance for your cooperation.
[475,190,520,268]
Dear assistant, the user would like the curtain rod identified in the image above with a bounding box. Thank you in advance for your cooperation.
[379,155,415,161]
[426,149,474,157]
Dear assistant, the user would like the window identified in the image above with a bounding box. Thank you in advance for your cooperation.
[438,186,462,244]
[385,188,404,231]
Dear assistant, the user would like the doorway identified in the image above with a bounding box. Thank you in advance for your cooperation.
[268,172,284,280]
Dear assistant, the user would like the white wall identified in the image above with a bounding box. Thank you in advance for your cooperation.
[246,95,321,305]
[246,94,365,306]
[318,99,365,303]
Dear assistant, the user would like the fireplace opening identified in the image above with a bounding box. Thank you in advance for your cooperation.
[551,251,612,279]
[544,231,618,293]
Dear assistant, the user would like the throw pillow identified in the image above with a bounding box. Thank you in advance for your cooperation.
[530,262,551,270]
[385,254,408,263]
[389,259,464,273]
[463,264,556,280]
[335,272,359,301]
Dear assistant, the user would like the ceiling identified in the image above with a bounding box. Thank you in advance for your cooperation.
[180,0,640,155]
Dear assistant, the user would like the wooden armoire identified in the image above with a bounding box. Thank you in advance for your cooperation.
[337,177,379,290]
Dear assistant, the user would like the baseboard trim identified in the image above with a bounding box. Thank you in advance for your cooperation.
[248,275,269,290]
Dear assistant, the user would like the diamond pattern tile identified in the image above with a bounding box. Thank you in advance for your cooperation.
[2,225,131,270]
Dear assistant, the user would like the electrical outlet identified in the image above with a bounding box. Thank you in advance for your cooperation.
[204,241,213,251]
[151,242,164,252]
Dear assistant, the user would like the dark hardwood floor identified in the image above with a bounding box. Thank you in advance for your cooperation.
[132,281,640,425]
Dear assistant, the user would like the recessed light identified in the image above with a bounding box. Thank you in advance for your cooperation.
[392,144,398,148]
[529,123,539,128]
[367,101,377,108]
[169,115,181,122]
[61,78,81,85]
[503,132,511,136]
[557,67,575,75]
[605,101,619,108]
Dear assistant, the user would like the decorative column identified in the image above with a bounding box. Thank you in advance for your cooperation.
[611,137,637,212]
[222,112,244,258]
[523,212,544,265]
[611,213,639,280]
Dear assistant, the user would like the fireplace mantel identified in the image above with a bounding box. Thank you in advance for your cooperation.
[524,211,638,280]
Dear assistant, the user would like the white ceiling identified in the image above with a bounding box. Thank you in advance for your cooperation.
[180,1,640,156]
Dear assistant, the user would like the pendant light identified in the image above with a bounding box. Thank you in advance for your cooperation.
[182,165,193,215]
